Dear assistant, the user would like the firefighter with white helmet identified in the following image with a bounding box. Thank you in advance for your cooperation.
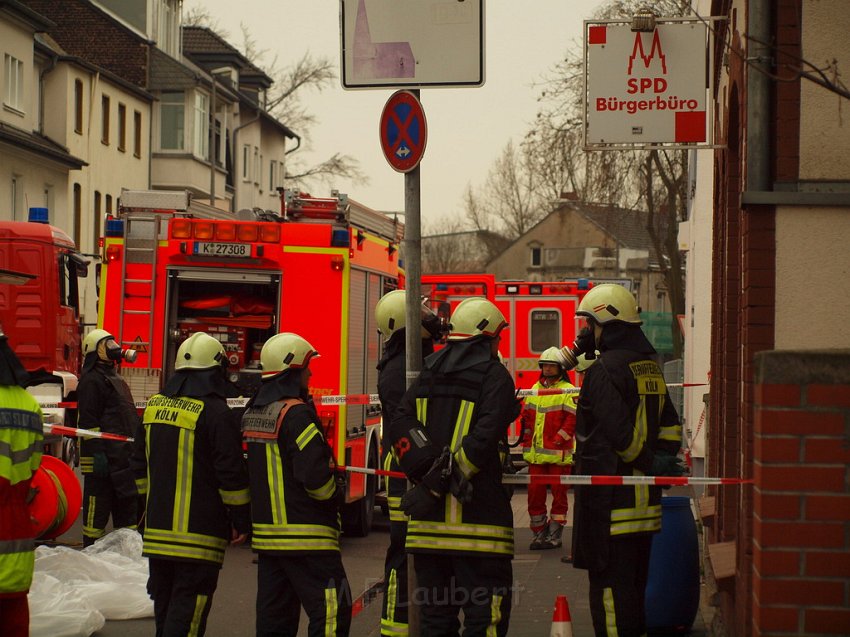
[77,329,145,546]
[141,332,250,636]
[242,333,352,636]
[564,284,685,635]
[374,289,441,637]
[385,297,519,635]
[0,324,43,637]
[519,346,577,551]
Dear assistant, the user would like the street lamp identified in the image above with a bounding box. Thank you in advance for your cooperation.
[208,67,231,208]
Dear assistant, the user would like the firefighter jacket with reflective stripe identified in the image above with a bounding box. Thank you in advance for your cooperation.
[377,332,413,523]
[387,357,518,557]
[520,377,577,466]
[78,364,147,493]
[141,394,250,566]
[0,385,43,595]
[243,399,341,554]
[571,339,682,572]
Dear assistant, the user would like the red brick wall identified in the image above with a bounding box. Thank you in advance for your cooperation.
[24,0,149,88]
[752,351,850,636]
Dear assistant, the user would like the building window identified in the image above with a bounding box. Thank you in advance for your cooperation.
[4,54,24,112]
[105,194,113,214]
[10,176,19,220]
[530,310,560,353]
[43,184,53,215]
[530,246,542,267]
[156,0,181,58]
[242,145,250,181]
[74,79,83,133]
[269,160,276,191]
[93,191,102,247]
[193,92,209,159]
[253,147,259,184]
[73,184,82,247]
[101,95,110,144]
[117,103,126,151]
[160,91,184,150]
[133,110,142,157]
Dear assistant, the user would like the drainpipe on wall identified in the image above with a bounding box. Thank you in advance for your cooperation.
[746,0,771,193]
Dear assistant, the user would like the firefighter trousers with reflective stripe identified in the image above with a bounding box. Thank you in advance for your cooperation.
[256,552,351,637]
[527,463,571,531]
[82,474,138,546]
[588,534,652,637]
[147,557,220,637]
[412,553,512,637]
[381,520,409,636]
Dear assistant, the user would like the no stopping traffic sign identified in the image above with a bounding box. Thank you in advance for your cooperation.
[379,90,427,173]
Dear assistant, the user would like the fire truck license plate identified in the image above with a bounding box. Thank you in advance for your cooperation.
[193,242,251,258]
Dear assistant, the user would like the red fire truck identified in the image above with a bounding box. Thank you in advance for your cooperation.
[98,189,402,536]
[422,274,591,442]
[0,209,89,462]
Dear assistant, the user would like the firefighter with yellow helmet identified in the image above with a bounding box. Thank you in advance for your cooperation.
[519,346,577,551]
[141,332,250,636]
[374,289,441,637]
[557,284,685,636]
[0,324,43,637]
[386,297,520,635]
[77,329,145,546]
[242,333,351,636]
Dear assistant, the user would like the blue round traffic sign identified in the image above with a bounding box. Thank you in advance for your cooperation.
[379,90,427,173]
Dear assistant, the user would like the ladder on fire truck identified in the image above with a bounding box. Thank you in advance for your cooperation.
[115,190,192,363]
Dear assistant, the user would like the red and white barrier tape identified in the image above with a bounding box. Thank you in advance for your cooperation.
[37,383,707,411]
[43,424,135,442]
[339,465,750,486]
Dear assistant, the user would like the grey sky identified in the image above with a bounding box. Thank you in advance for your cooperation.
[184,1,608,224]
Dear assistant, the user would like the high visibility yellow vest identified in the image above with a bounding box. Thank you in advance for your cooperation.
[520,378,577,466]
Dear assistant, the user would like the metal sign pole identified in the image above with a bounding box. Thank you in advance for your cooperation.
[402,88,422,635]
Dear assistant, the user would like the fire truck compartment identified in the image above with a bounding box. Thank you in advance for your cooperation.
[165,267,280,392]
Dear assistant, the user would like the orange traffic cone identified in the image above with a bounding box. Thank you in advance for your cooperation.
[550,594,573,637]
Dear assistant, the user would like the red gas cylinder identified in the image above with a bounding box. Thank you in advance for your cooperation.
[28,455,82,540]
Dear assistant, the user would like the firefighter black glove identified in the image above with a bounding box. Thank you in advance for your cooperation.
[400,483,442,518]
[650,453,688,477]
[92,452,110,477]
[419,448,451,496]
[448,461,473,505]
[334,470,348,507]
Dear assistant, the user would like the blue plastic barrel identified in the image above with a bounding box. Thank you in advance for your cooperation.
[645,496,700,632]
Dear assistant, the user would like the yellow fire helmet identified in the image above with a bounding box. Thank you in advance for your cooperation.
[538,347,565,369]
[175,332,226,371]
[576,284,642,325]
[82,329,114,357]
[260,332,319,378]
[375,289,406,337]
[447,297,508,341]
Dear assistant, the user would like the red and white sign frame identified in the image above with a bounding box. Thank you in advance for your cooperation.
[583,18,717,149]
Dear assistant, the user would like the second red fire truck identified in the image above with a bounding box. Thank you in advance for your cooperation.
[98,189,402,536]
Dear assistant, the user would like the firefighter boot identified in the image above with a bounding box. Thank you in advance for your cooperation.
[529,526,549,550]
[543,520,564,549]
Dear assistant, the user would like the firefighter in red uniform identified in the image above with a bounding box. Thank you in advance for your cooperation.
[78,329,145,546]
[242,333,351,637]
[142,332,251,636]
[386,297,520,636]
[556,284,685,636]
[0,325,43,637]
[519,347,577,551]
[374,290,442,637]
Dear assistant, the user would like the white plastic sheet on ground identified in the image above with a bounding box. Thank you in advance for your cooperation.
[29,528,154,637]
